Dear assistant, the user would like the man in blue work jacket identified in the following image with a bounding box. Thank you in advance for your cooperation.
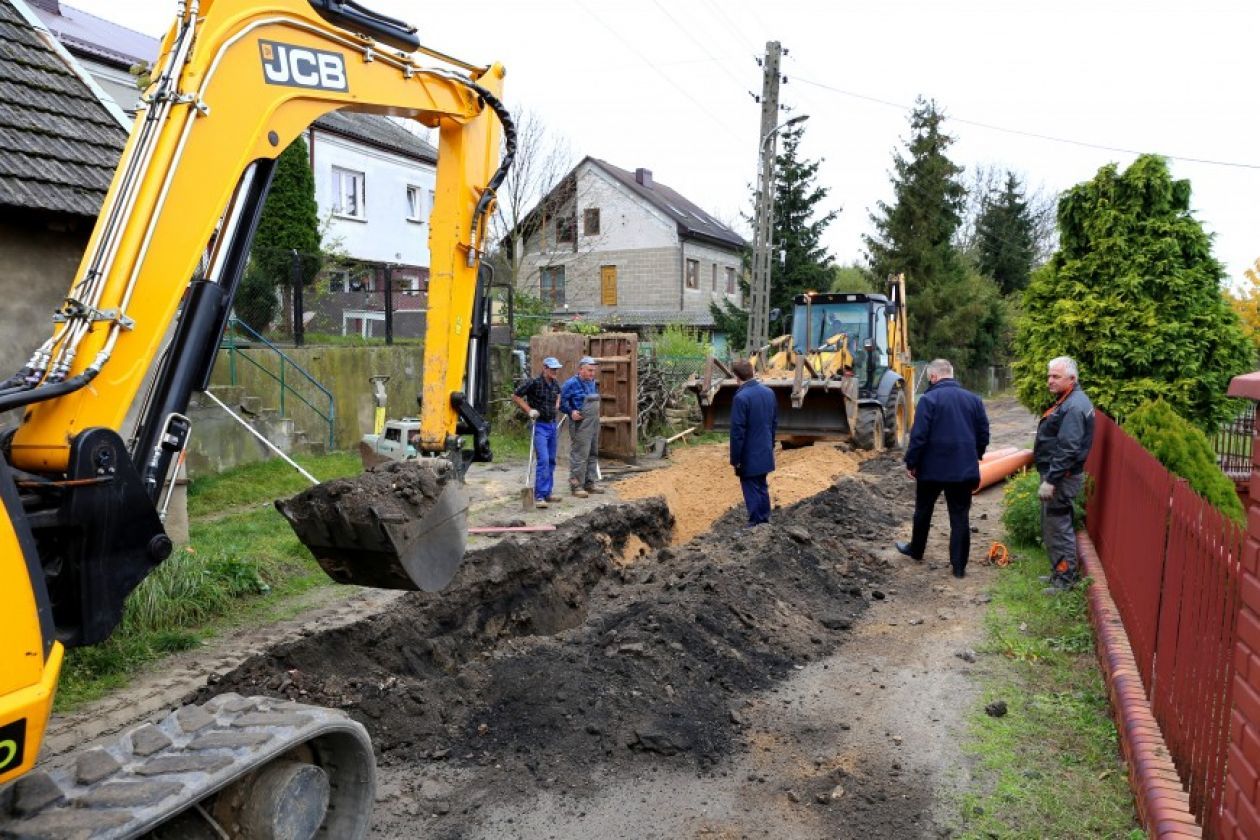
[729,359,778,526]
[561,356,603,497]
[896,358,990,578]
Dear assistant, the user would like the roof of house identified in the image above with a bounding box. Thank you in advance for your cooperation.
[312,110,437,164]
[0,0,128,217]
[27,2,434,167]
[587,158,745,251]
[29,0,157,70]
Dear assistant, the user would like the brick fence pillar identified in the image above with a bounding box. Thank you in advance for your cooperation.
[1221,372,1260,837]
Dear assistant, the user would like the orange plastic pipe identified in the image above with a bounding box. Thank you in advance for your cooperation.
[974,449,1034,493]
[981,446,1019,462]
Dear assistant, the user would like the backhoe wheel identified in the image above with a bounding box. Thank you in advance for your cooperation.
[854,407,885,452]
[884,389,909,450]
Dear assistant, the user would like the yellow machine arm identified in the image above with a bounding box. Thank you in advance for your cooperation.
[0,0,512,803]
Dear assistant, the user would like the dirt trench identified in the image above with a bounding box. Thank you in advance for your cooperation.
[199,455,917,838]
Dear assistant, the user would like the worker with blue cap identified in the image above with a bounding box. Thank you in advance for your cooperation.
[561,355,603,497]
[512,356,564,507]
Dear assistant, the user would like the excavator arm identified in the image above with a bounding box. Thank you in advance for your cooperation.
[0,1,511,827]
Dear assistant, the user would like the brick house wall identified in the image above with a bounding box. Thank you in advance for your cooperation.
[518,160,743,323]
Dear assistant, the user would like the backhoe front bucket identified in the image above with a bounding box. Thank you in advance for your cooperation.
[276,459,469,592]
[700,377,858,440]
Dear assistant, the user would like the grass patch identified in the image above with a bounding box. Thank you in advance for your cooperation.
[56,455,362,709]
[955,543,1142,839]
[187,451,361,518]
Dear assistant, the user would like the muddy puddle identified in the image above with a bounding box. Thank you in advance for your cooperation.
[199,456,913,835]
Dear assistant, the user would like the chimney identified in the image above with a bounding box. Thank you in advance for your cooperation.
[634,168,653,188]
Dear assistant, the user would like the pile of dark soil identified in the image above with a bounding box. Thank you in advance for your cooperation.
[202,461,913,831]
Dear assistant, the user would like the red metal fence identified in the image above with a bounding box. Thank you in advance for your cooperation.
[1086,412,1243,834]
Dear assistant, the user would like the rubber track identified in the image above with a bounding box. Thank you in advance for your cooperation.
[0,694,373,839]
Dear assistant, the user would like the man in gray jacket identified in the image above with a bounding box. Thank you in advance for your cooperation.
[1035,356,1095,593]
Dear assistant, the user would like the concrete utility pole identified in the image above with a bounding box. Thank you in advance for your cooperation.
[745,40,782,355]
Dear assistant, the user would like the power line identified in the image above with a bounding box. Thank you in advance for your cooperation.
[789,74,1260,171]
[649,0,750,93]
[572,0,741,135]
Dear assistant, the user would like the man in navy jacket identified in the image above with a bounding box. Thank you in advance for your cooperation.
[729,359,778,526]
[897,358,990,578]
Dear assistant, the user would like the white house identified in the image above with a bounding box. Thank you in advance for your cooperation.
[305,111,437,339]
[514,157,746,333]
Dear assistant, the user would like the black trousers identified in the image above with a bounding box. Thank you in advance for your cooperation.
[908,480,974,572]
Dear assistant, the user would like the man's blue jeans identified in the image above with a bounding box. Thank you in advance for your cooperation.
[533,421,557,500]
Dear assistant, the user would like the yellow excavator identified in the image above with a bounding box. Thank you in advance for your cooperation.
[691,275,915,450]
[0,0,512,835]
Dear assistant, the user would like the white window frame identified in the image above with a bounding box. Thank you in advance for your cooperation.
[332,166,366,219]
[405,184,427,223]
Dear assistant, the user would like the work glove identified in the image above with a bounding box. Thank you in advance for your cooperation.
[1038,481,1056,501]
[528,409,540,420]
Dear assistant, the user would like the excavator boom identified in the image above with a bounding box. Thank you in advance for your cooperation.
[0,0,512,834]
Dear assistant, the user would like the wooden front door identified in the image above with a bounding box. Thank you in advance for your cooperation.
[600,265,617,306]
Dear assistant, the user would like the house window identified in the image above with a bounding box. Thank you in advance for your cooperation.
[711,263,718,291]
[405,185,427,222]
[725,266,736,294]
[685,258,699,290]
[584,208,601,236]
[556,216,576,244]
[540,265,565,307]
[332,166,365,218]
[327,269,349,292]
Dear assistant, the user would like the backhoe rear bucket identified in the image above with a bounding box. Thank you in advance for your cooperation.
[276,459,469,592]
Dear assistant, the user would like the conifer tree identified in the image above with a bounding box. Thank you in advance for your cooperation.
[238,136,321,331]
[1014,155,1252,429]
[975,172,1037,295]
[864,98,1005,369]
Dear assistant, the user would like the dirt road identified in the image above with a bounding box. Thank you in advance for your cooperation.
[44,397,1037,838]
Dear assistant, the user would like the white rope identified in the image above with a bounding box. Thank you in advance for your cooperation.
[202,390,319,486]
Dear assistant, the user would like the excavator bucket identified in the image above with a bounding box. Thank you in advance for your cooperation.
[698,375,859,440]
[276,459,469,592]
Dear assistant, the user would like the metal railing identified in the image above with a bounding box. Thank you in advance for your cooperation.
[1215,403,1255,486]
[220,317,336,449]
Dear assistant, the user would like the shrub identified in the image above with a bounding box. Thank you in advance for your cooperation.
[646,323,712,358]
[1002,470,1044,547]
[1002,468,1088,548]
[1123,398,1244,524]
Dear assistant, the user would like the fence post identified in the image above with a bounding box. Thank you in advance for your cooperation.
[384,264,394,346]
[1220,373,1260,837]
[291,249,304,348]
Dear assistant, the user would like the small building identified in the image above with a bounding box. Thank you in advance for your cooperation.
[0,0,128,377]
[511,158,746,338]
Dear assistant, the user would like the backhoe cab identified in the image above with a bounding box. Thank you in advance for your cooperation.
[691,275,915,450]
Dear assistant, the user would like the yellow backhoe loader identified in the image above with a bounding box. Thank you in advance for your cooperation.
[691,275,915,450]
[0,0,512,835]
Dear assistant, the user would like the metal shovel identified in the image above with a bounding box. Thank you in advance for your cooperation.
[521,420,536,510]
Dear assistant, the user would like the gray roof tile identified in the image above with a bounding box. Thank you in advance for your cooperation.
[0,0,127,217]
[313,110,437,163]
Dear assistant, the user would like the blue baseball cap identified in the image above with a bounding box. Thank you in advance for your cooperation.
[542,356,563,369]
[578,356,597,366]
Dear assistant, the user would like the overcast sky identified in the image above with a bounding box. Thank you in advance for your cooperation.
[75,0,1259,286]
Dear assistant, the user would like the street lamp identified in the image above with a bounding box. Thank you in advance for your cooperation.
[747,114,809,354]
